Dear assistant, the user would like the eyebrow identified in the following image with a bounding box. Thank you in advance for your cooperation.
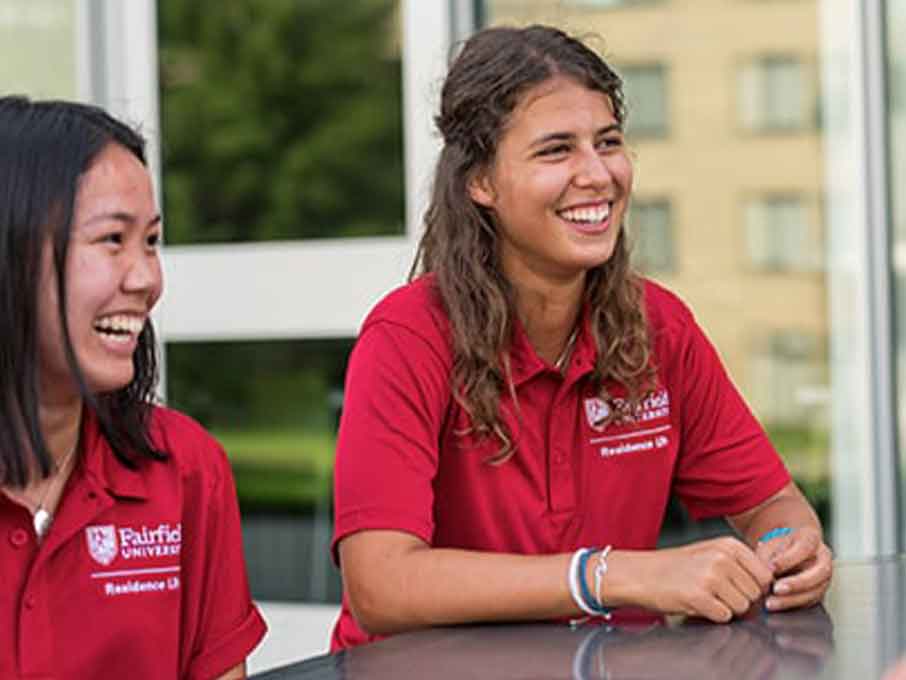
[528,124,623,149]
[82,211,162,228]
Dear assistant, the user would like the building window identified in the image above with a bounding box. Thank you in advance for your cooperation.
[745,195,822,272]
[565,0,660,7]
[749,331,829,433]
[738,57,810,131]
[632,199,675,274]
[620,64,669,138]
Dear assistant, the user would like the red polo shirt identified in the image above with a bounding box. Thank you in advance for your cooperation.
[0,407,266,679]
[331,276,791,650]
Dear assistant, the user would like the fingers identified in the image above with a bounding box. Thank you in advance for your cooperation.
[765,543,832,611]
[684,538,773,621]
[729,540,775,593]
[763,527,822,575]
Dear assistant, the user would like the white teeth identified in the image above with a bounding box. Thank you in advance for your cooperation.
[559,204,611,224]
[93,314,144,336]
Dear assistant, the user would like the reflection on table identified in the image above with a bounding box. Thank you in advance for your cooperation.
[254,556,906,679]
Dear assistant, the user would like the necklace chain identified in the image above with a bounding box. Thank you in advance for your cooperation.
[554,326,580,372]
[5,442,79,542]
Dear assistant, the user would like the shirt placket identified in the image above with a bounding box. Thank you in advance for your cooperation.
[548,380,578,514]
[17,474,114,677]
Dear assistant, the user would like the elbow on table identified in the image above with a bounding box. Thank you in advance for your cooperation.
[345,581,412,636]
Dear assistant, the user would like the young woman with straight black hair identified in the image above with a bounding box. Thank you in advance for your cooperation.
[0,96,265,680]
[331,25,832,650]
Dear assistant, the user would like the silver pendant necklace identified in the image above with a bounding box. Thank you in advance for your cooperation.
[30,444,78,541]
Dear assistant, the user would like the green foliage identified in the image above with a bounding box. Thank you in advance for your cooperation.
[166,339,352,432]
[158,0,404,243]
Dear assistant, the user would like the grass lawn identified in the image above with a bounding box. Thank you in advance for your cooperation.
[212,428,336,513]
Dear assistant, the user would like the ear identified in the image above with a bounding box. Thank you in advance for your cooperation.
[467,169,496,208]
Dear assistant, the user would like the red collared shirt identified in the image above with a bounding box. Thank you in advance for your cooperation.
[1,407,266,680]
[330,275,791,650]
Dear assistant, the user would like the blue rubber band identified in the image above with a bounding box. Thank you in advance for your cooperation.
[577,548,608,615]
[758,527,793,543]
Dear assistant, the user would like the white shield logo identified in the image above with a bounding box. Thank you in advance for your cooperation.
[584,398,611,432]
[85,525,118,566]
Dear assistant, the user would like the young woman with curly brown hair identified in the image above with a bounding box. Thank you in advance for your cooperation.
[331,25,832,650]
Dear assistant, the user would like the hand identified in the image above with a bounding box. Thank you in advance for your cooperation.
[629,537,774,623]
[754,526,832,611]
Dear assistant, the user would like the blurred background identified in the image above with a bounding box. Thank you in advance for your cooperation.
[2,0,904,671]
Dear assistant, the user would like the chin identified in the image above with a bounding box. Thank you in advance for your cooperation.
[84,370,136,395]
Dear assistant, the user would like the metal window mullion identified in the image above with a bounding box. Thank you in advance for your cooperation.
[861,0,900,557]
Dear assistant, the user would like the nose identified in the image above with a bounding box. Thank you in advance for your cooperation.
[122,249,162,301]
[574,147,614,189]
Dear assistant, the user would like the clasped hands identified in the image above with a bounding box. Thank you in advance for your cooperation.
[638,527,832,622]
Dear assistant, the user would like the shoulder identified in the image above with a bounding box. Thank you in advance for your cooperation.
[364,274,447,330]
[359,274,453,364]
[147,406,231,486]
[641,278,696,340]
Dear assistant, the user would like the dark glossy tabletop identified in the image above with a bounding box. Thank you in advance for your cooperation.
[254,556,906,679]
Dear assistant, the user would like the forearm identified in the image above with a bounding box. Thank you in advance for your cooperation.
[728,482,822,548]
[340,531,578,635]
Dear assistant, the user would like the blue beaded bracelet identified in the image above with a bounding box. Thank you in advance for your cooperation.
[758,527,793,543]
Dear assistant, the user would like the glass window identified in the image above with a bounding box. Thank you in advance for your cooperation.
[888,0,906,539]
[565,0,661,8]
[738,56,810,131]
[165,339,351,603]
[749,331,830,517]
[0,0,78,98]
[631,199,675,274]
[745,195,822,272]
[157,0,404,244]
[620,64,669,138]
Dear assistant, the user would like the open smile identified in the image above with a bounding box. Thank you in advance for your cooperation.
[92,313,145,347]
[556,201,613,234]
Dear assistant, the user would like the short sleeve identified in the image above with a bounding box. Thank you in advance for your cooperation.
[671,313,791,520]
[332,320,452,562]
[180,443,267,680]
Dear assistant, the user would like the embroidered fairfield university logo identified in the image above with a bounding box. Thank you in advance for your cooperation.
[86,525,118,566]
[119,523,182,559]
[85,523,182,565]
[584,398,611,432]
[585,389,671,432]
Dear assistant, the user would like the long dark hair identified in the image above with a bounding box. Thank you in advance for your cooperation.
[0,96,164,488]
[410,26,657,462]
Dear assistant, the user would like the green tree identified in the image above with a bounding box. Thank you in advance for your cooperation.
[158,0,404,243]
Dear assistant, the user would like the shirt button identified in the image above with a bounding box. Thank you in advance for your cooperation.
[24,595,36,610]
[10,528,29,548]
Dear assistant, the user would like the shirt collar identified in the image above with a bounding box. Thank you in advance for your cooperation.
[79,406,150,502]
[507,303,597,386]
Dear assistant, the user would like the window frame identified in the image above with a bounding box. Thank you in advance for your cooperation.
[92,0,900,559]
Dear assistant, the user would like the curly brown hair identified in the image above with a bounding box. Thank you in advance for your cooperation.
[410,25,657,462]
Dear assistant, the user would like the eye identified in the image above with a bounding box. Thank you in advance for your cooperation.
[100,231,124,246]
[536,143,571,158]
[146,231,161,248]
[597,135,624,150]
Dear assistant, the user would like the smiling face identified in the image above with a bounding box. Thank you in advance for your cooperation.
[468,76,633,288]
[38,142,163,402]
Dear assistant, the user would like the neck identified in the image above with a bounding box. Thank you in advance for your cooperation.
[509,271,586,366]
[38,395,83,467]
